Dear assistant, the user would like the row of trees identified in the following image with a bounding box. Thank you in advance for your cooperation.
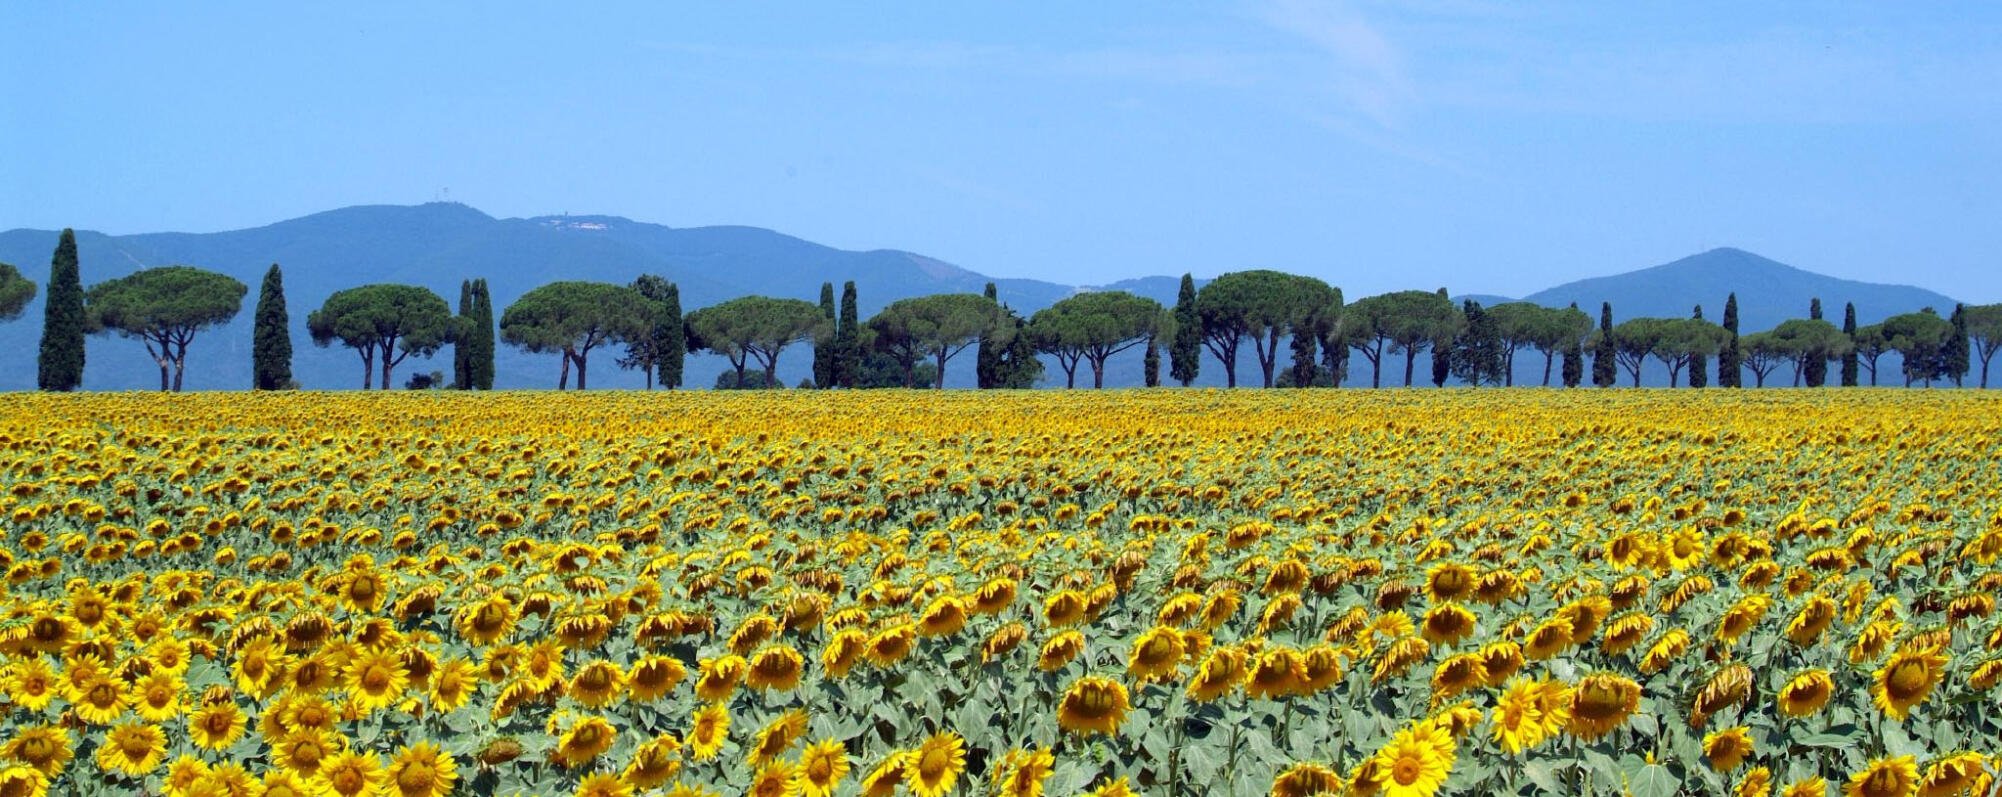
[13,228,2002,390]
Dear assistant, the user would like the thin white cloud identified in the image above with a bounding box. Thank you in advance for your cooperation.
[1256,0,1417,127]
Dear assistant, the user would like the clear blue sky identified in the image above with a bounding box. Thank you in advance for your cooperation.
[4,2,1999,300]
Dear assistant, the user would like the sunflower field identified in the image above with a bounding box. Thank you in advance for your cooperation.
[1,389,2000,797]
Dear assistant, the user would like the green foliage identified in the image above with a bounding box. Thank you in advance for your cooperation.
[499,281,655,390]
[1170,274,1201,386]
[1943,304,1971,386]
[86,265,248,392]
[815,282,838,389]
[1964,303,2002,388]
[1341,289,1458,388]
[1802,299,1831,386]
[976,283,1003,389]
[1196,270,1339,388]
[253,264,293,390]
[1591,303,1617,387]
[834,282,860,388]
[684,294,826,388]
[1561,303,1585,388]
[309,283,456,390]
[618,275,682,389]
[0,261,35,322]
[866,293,1008,389]
[1840,302,1860,387]
[453,280,475,389]
[1738,330,1794,387]
[714,369,782,390]
[37,229,85,391]
[1028,291,1165,388]
[1488,301,1589,387]
[1604,316,1728,387]
[1687,305,1709,388]
[1450,300,1506,387]
[1850,323,1891,386]
[1767,318,1852,388]
[657,282,684,389]
[1718,293,1741,388]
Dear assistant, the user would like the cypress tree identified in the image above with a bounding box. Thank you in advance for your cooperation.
[1561,303,1584,387]
[36,229,85,391]
[252,263,293,390]
[998,312,1041,388]
[659,282,685,389]
[470,279,496,389]
[1840,302,1859,387]
[976,283,1003,389]
[1688,305,1708,388]
[1946,304,1971,387]
[814,282,837,388]
[1430,288,1453,387]
[1718,293,1741,387]
[1805,298,1828,387]
[1288,329,1316,388]
[1591,302,1617,387]
[1143,338,1161,387]
[453,280,475,389]
[834,282,860,388]
[1169,274,1201,386]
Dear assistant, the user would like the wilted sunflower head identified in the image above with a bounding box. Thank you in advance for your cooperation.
[1056,676,1129,735]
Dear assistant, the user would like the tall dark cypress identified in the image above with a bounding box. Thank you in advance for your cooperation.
[1430,288,1452,387]
[1169,274,1201,386]
[36,229,85,391]
[814,282,837,388]
[470,279,496,390]
[1288,328,1317,387]
[1946,304,1971,387]
[1840,302,1859,387]
[1718,293,1741,387]
[834,282,860,388]
[252,263,293,390]
[1591,302,1617,387]
[659,282,685,389]
[1143,339,1161,387]
[976,283,1003,389]
[453,279,475,389]
[1688,305,1708,388]
[1561,303,1584,387]
[1805,298,1828,387]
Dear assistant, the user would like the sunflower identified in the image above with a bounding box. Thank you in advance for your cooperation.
[1271,762,1344,797]
[1299,645,1345,694]
[573,772,633,797]
[796,739,851,797]
[94,721,166,777]
[232,636,294,698]
[519,641,567,690]
[1426,563,1475,602]
[385,741,457,797]
[865,624,917,668]
[1715,595,1770,644]
[623,734,684,790]
[1567,673,1639,741]
[1478,641,1524,686]
[188,701,247,751]
[427,658,478,712]
[861,752,909,797]
[259,770,317,797]
[272,728,344,777]
[552,715,618,768]
[1186,646,1248,702]
[1429,654,1487,703]
[71,676,128,725]
[0,766,47,797]
[1,725,72,778]
[688,703,730,761]
[973,577,1017,614]
[1522,618,1573,660]
[1704,727,1754,772]
[748,709,808,766]
[982,623,1029,664]
[1489,678,1545,755]
[455,597,517,646]
[1844,756,1917,797]
[747,646,805,691]
[735,757,794,797]
[918,595,968,636]
[693,655,748,702]
[1056,676,1130,735]
[1916,752,1987,797]
[4,659,60,712]
[344,647,410,713]
[1779,776,1829,797]
[1873,647,1948,721]
[1126,627,1184,682]
[316,751,386,797]
[906,733,966,797]
[1737,767,1774,797]
[568,660,626,707]
[1420,603,1477,646]
[627,655,687,701]
[1247,647,1306,699]
[1778,669,1834,718]
[1785,596,1839,647]
[1038,631,1086,672]
[1370,721,1456,797]
[1044,590,1088,627]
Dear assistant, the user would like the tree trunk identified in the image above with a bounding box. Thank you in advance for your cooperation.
[559,353,571,390]
[173,359,186,392]
[362,351,374,390]
[1260,330,1279,388]
[1403,349,1416,387]
[934,351,948,389]
[1062,362,1077,389]
[1669,363,1682,388]
[1091,358,1105,389]
[1982,358,1990,389]
[1542,351,1554,386]
[1505,349,1515,387]
[575,351,589,390]
[158,358,171,392]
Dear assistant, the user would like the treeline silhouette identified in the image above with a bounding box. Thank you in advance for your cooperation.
[12,229,2001,391]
